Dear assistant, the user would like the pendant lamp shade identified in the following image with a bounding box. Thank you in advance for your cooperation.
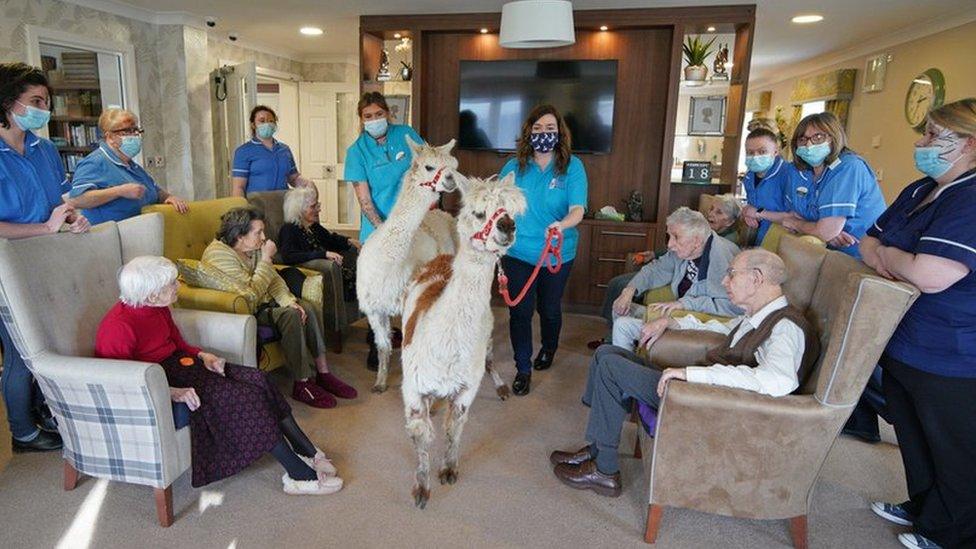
[499,0,576,49]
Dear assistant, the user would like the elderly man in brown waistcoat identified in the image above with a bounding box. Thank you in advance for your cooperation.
[550,248,820,497]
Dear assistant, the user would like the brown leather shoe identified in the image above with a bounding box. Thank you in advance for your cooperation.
[554,458,622,497]
[549,445,592,467]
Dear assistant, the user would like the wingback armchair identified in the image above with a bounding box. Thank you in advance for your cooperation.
[144,197,324,370]
[636,234,919,547]
[0,213,256,526]
[248,190,362,352]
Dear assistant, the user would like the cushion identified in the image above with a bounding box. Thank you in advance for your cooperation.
[175,259,257,309]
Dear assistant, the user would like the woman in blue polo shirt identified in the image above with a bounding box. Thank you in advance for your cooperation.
[231,105,311,197]
[739,127,793,245]
[68,108,188,224]
[344,92,423,243]
[0,62,90,454]
[768,112,885,258]
[499,104,587,396]
[861,99,976,549]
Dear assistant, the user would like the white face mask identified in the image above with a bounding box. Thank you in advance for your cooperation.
[364,117,388,138]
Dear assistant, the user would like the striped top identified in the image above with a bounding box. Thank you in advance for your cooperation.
[200,240,296,308]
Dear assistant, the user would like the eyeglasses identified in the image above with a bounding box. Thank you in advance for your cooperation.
[111,126,144,136]
[796,132,830,146]
[725,267,762,279]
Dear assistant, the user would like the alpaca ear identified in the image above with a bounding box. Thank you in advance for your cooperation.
[455,173,472,195]
[509,186,528,216]
[405,135,423,155]
[436,139,456,155]
[499,172,516,187]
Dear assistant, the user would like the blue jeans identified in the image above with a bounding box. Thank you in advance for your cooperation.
[0,321,40,441]
[502,257,574,374]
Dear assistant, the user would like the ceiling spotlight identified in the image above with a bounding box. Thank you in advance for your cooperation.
[394,32,402,39]
[707,26,716,32]
[480,28,489,34]
[791,14,824,24]
[300,26,323,36]
[599,25,608,31]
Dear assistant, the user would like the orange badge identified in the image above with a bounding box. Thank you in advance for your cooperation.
[179,357,195,367]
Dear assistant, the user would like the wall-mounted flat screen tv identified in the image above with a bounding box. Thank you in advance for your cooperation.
[458,60,617,154]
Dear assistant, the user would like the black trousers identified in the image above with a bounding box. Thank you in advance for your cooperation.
[881,354,976,548]
[502,257,574,374]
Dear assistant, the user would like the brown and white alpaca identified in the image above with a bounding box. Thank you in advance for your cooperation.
[356,138,460,393]
[400,173,526,508]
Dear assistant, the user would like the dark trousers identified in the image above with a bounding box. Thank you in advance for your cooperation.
[882,354,976,548]
[502,257,574,374]
[581,345,662,474]
[0,321,42,440]
[844,365,889,437]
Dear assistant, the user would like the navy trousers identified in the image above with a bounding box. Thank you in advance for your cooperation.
[0,321,41,441]
[501,257,574,374]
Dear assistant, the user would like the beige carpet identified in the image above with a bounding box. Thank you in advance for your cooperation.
[0,310,910,548]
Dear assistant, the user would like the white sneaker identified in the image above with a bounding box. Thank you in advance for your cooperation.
[299,448,338,477]
[898,533,942,549]
[281,473,343,495]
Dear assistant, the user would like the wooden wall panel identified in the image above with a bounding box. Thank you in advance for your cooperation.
[421,28,673,221]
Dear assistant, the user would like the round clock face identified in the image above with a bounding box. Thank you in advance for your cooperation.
[905,68,946,131]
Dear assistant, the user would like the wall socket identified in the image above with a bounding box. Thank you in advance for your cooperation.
[146,156,165,168]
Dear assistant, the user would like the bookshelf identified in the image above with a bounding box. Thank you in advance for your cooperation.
[42,50,103,174]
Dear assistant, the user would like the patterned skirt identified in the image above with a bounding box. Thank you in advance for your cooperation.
[161,353,292,487]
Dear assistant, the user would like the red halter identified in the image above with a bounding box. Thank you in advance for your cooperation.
[471,207,510,243]
[418,167,447,190]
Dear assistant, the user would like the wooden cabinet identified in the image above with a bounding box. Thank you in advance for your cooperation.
[565,219,656,313]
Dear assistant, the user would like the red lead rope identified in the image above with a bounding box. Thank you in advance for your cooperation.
[496,227,563,306]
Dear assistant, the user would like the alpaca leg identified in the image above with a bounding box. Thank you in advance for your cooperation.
[484,338,509,401]
[369,313,393,393]
[439,387,476,485]
[405,394,434,509]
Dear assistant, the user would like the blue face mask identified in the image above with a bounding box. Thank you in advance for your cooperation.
[256,122,277,139]
[364,117,388,138]
[914,144,964,179]
[796,142,831,167]
[12,101,51,131]
[745,154,775,174]
[530,131,559,153]
[119,135,142,158]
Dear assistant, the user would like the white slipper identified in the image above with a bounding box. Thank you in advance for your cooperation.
[299,448,338,477]
[281,473,343,495]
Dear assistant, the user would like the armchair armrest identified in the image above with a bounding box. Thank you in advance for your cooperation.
[646,330,725,368]
[29,351,184,488]
[648,381,849,519]
[176,285,252,314]
[170,308,257,367]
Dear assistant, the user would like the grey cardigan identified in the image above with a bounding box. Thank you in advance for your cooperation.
[627,232,742,316]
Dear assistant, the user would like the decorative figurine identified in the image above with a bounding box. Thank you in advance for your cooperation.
[713,43,730,79]
[624,190,644,222]
[400,61,413,82]
[377,49,392,81]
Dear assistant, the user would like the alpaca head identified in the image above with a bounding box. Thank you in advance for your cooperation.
[405,137,460,194]
[459,172,527,255]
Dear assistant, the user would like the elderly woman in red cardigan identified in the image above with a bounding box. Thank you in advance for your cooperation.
[95,255,342,495]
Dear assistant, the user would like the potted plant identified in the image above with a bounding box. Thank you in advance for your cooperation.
[683,35,717,82]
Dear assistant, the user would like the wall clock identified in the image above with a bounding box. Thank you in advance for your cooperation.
[905,68,945,132]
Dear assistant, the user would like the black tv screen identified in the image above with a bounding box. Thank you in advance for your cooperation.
[458,60,617,153]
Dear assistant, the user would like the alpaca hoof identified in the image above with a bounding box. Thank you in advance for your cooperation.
[371,384,387,394]
[438,467,458,485]
[496,385,510,401]
[412,485,430,509]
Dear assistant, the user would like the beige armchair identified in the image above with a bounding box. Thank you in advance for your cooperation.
[0,214,256,526]
[637,234,919,547]
[248,190,362,351]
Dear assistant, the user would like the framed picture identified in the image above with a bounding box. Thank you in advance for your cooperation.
[688,95,727,136]
[862,53,890,93]
[387,95,410,125]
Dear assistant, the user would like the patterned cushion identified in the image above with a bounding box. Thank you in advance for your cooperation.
[176,259,257,309]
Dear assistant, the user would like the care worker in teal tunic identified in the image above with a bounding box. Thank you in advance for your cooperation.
[343,92,423,242]
[499,104,588,397]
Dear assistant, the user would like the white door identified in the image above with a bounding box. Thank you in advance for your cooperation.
[299,82,360,231]
[212,61,256,195]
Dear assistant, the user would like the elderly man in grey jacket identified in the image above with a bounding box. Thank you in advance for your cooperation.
[611,207,741,351]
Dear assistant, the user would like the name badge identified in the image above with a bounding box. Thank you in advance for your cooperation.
[549,177,565,189]
[395,151,405,161]
[796,186,809,197]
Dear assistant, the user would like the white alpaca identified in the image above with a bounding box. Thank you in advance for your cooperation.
[400,173,527,509]
[356,138,460,393]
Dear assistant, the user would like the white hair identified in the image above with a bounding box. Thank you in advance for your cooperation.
[118,256,177,307]
[738,248,788,285]
[712,194,742,221]
[283,186,318,225]
[666,206,712,239]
